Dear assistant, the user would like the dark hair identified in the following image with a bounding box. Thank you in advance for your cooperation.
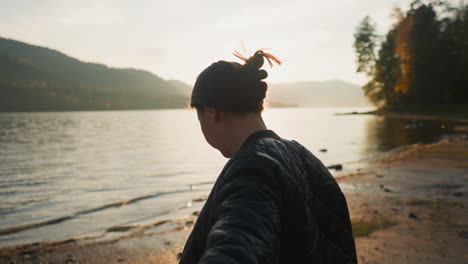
[190,50,281,113]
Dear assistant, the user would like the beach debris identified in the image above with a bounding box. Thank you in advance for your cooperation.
[193,211,200,216]
[379,184,384,189]
[383,188,392,193]
[408,212,419,220]
[62,239,76,245]
[152,220,170,227]
[326,164,343,171]
[117,258,125,262]
[187,200,192,208]
[376,174,384,178]
[107,226,133,232]
[186,220,194,225]
[458,231,468,239]
[320,149,327,153]
[66,255,76,264]
[193,196,207,202]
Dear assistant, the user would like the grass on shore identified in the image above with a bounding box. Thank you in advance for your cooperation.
[352,215,396,237]
[405,198,431,206]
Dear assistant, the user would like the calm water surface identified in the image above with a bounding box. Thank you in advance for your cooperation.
[0,107,463,247]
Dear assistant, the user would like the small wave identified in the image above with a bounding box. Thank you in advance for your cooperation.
[0,216,74,236]
[107,219,169,233]
[0,187,205,236]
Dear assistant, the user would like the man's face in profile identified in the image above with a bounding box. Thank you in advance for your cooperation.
[196,107,217,150]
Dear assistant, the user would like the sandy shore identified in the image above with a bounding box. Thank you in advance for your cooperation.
[1,135,467,264]
[340,134,468,263]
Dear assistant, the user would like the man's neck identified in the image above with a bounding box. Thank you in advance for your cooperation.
[221,115,267,158]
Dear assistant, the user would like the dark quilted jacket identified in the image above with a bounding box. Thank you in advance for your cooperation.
[179,130,357,264]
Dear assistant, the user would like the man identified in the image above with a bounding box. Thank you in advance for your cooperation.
[179,50,357,263]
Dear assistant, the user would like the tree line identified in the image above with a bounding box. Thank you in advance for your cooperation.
[354,0,467,109]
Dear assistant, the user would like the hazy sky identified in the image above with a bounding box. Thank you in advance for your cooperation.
[1,0,461,85]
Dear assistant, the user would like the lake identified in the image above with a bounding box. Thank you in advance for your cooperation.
[0,107,463,247]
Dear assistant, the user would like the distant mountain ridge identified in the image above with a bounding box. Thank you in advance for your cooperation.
[0,37,191,111]
[268,80,370,107]
[0,36,368,111]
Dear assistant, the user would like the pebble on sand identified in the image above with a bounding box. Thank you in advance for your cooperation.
[327,164,343,171]
[408,212,419,220]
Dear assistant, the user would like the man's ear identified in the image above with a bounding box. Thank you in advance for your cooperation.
[206,107,221,122]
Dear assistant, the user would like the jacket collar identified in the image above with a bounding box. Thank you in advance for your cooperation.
[240,129,281,150]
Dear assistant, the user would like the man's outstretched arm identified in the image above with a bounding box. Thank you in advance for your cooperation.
[199,168,281,264]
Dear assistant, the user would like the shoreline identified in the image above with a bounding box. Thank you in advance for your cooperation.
[335,109,468,124]
[1,135,467,263]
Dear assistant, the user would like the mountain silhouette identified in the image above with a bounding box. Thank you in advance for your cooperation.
[1,37,369,111]
[0,37,190,111]
[268,80,370,107]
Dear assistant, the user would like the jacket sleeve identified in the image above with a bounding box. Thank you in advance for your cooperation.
[198,167,281,264]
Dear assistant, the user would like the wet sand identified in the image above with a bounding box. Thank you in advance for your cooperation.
[1,135,467,263]
[0,217,195,264]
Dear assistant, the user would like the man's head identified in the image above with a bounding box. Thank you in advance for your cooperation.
[190,50,281,157]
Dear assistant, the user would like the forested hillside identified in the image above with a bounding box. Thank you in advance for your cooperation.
[0,37,191,111]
